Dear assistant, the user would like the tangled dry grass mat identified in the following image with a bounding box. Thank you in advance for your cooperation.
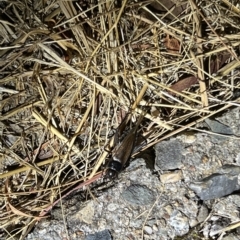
[0,0,240,239]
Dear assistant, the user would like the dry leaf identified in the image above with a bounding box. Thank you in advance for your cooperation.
[209,52,231,75]
[164,34,180,52]
[170,76,198,94]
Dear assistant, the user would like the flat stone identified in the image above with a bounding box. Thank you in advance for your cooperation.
[189,165,240,200]
[154,139,184,170]
[85,229,112,240]
[205,118,233,141]
[122,184,156,205]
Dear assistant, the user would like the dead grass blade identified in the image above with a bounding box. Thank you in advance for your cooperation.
[1,0,240,237]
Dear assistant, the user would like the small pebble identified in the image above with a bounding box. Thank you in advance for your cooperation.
[169,210,189,235]
[182,133,196,144]
[85,230,112,240]
[152,224,158,232]
[197,205,209,223]
[144,226,153,235]
[107,203,118,212]
[160,171,183,183]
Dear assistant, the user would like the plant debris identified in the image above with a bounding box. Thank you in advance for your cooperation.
[1,0,240,239]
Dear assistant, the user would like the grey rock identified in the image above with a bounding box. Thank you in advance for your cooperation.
[169,210,189,236]
[189,165,240,200]
[122,184,156,205]
[128,158,146,169]
[85,229,112,240]
[154,139,184,170]
[205,118,233,135]
[205,118,233,141]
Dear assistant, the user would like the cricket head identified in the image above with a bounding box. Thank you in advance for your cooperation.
[105,160,122,179]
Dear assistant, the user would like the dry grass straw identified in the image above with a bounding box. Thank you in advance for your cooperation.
[0,0,240,238]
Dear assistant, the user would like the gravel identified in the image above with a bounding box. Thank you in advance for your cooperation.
[26,107,240,240]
